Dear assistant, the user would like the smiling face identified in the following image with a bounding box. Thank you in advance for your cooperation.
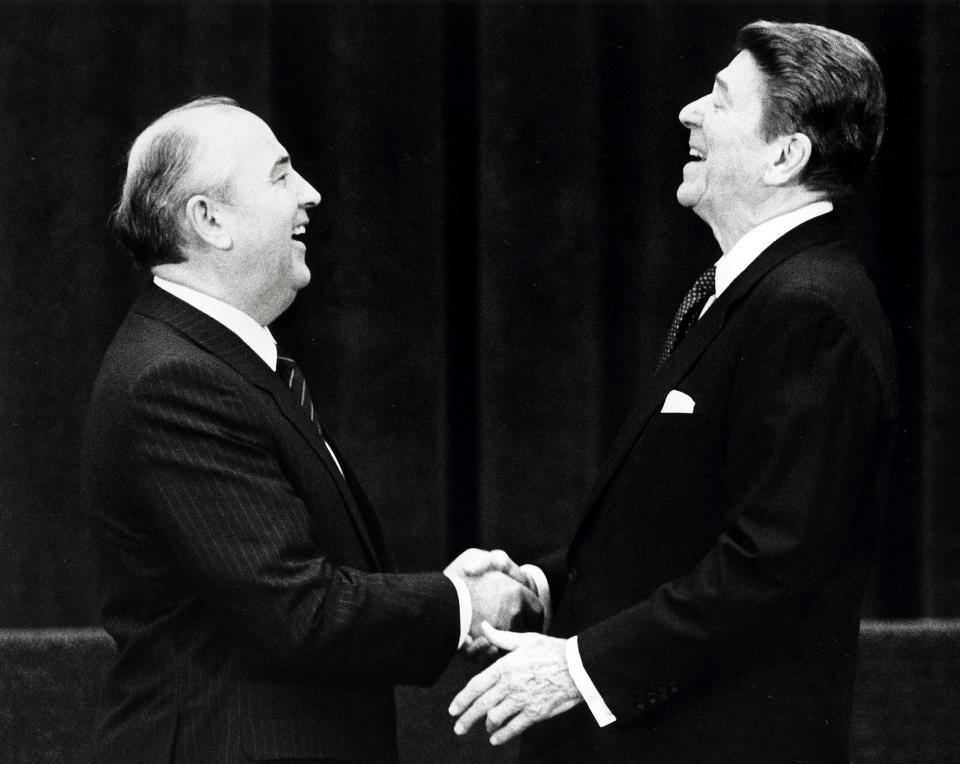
[202,109,321,323]
[677,50,781,245]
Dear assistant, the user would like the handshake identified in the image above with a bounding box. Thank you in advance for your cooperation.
[444,548,545,652]
[444,549,582,745]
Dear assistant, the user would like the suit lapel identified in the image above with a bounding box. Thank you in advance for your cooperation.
[321,428,392,570]
[586,213,844,511]
[133,285,383,569]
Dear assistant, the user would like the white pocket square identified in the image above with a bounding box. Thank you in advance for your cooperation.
[660,389,696,414]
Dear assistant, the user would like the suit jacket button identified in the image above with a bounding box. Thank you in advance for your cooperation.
[566,567,579,584]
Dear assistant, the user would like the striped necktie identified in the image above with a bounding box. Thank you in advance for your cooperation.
[275,348,323,436]
[656,265,716,373]
[275,347,346,478]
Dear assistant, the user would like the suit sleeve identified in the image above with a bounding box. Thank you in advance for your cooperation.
[576,285,888,722]
[533,547,568,602]
[123,357,459,685]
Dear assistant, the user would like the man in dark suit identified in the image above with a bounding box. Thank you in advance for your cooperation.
[82,97,540,763]
[450,21,896,763]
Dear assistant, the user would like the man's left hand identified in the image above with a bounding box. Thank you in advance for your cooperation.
[448,622,583,745]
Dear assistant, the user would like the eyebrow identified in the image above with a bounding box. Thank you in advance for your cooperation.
[713,73,730,98]
[270,155,291,178]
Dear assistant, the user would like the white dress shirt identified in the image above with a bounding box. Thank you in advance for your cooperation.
[535,200,835,727]
[701,201,833,317]
[153,276,346,477]
[152,276,472,646]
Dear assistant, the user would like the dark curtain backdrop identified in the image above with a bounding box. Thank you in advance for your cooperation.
[1,0,956,680]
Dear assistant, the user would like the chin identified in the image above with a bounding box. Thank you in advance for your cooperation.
[676,187,700,209]
[292,265,312,291]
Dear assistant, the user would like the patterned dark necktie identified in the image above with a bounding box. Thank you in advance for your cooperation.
[275,347,346,479]
[275,348,323,437]
[656,265,716,373]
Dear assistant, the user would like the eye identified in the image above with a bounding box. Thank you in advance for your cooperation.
[275,172,288,185]
[709,83,726,112]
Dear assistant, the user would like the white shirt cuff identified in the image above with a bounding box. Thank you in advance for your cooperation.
[565,635,616,727]
[519,563,552,634]
[443,572,471,649]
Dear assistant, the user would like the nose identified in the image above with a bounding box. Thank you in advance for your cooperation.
[295,170,321,209]
[679,94,708,129]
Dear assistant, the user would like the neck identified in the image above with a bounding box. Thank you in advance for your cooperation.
[705,189,826,254]
[152,261,234,306]
[152,260,282,326]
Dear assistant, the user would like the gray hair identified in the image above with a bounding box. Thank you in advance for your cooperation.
[735,21,886,199]
[110,96,240,268]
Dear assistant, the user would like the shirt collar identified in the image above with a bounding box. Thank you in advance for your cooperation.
[713,201,834,299]
[153,276,278,370]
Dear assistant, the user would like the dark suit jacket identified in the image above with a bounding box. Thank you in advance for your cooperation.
[82,286,460,763]
[524,214,897,763]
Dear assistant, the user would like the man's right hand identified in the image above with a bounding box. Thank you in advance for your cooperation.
[445,548,545,653]
[445,548,532,588]
[462,568,543,636]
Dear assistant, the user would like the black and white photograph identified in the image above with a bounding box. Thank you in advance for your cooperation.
[1,1,958,762]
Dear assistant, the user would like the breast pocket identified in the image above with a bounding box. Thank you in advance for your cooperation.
[647,410,706,444]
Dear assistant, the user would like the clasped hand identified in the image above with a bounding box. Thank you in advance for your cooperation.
[448,622,582,745]
[444,548,543,643]
[444,549,583,745]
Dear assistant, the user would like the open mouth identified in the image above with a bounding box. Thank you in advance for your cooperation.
[688,147,706,162]
[291,224,307,241]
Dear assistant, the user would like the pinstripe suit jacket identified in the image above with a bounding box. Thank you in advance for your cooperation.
[82,286,460,763]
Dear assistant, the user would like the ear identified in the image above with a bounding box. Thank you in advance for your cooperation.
[185,194,232,250]
[764,132,812,187]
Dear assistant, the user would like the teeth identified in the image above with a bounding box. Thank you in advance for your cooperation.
[689,148,705,160]
[292,225,306,235]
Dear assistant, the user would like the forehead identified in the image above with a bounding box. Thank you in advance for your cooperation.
[716,50,766,102]
[189,107,286,175]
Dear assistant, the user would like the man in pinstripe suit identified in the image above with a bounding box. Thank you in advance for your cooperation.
[82,97,540,763]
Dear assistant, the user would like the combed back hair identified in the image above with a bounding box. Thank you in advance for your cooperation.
[110,96,241,268]
[735,21,886,199]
